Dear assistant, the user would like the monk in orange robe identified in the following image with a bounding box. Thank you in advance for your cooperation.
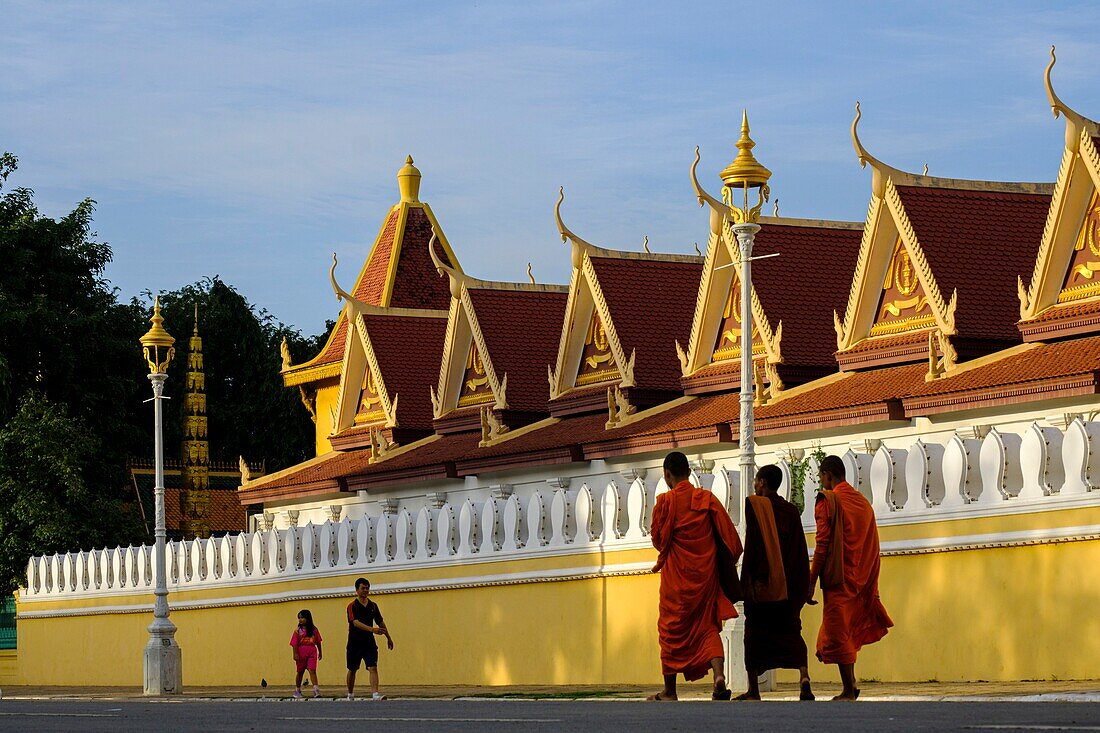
[808,455,893,700]
[649,451,743,701]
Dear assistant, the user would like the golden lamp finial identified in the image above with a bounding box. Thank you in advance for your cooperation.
[193,302,199,335]
[397,154,421,203]
[718,110,772,224]
[139,297,175,374]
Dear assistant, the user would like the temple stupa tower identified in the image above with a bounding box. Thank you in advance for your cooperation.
[180,304,212,538]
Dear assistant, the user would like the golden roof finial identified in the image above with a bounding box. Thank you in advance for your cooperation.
[554,187,598,269]
[139,296,175,374]
[922,163,929,176]
[527,262,535,284]
[851,101,904,199]
[397,154,421,203]
[1045,45,1098,149]
[693,242,701,256]
[642,235,650,254]
[193,302,199,335]
[719,110,772,190]
[773,199,779,217]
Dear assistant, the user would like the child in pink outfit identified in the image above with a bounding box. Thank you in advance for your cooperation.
[291,609,323,698]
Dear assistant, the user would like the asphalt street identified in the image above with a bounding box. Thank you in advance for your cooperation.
[0,699,1099,733]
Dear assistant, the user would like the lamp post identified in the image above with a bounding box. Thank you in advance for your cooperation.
[139,297,182,695]
[718,111,773,512]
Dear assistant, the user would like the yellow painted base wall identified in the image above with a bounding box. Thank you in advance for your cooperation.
[0,650,17,687]
[17,538,1100,686]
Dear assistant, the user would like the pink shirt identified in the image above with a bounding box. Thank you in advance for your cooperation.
[290,626,323,656]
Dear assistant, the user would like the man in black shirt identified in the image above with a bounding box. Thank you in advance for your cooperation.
[345,577,394,700]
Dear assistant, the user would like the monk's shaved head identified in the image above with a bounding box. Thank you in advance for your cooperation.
[756,464,783,492]
[663,451,691,481]
[819,455,845,481]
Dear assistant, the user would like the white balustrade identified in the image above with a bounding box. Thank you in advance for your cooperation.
[22,421,1100,600]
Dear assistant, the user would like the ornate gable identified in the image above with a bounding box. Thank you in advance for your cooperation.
[431,234,569,432]
[548,189,636,402]
[834,105,962,374]
[1018,48,1100,341]
[678,158,784,398]
[281,156,462,389]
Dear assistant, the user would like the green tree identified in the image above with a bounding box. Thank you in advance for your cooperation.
[0,154,150,499]
[0,392,141,596]
[149,277,318,471]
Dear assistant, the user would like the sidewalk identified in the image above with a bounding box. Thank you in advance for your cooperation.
[2,680,1099,702]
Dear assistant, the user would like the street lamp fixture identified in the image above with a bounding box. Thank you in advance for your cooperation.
[138,297,182,695]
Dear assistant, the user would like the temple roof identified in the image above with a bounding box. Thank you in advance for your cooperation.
[283,160,460,386]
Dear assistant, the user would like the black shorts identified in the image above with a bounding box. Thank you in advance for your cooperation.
[346,645,379,670]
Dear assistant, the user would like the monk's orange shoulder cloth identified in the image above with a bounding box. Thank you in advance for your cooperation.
[817,490,845,589]
[744,496,788,603]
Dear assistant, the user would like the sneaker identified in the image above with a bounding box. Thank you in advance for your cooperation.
[372,692,387,701]
[346,693,354,701]
[292,690,303,699]
[312,687,321,699]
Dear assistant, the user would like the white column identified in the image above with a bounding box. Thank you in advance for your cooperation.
[143,372,182,695]
[734,222,761,509]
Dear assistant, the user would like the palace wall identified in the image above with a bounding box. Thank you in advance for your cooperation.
[16,397,1100,686]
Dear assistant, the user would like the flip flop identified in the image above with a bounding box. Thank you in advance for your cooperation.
[799,681,815,701]
[646,692,677,701]
[732,692,761,701]
[712,688,732,701]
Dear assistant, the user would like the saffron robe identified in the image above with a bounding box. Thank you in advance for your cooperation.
[651,480,743,681]
[741,494,810,674]
[810,482,893,664]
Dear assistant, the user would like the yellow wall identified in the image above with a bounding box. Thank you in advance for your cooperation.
[0,650,17,687]
[16,530,1100,686]
[313,383,339,455]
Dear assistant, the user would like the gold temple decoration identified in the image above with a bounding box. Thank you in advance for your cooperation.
[139,297,175,374]
[479,406,510,446]
[527,262,535,284]
[642,235,651,254]
[1059,190,1100,302]
[718,110,772,224]
[869,237,935,336]
[605,385,637,428]
[397,155,421,203]
[181,304,211,539]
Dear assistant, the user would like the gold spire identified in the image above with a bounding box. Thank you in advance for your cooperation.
[719,110,772,190]
[139,297,175,374]
[397,154,421,203]
[192,302,199,335]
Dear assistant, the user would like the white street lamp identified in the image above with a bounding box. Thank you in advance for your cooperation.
[718,111,773,510]
[138,297,182,695]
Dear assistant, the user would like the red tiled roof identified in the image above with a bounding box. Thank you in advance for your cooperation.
[165,489,247,533]
[363,313,447,431]
[894,185,1051,344]
[389,207,454,310]
[757,365,923,420]
[588,257,702,391]
[356,209,402,305]
[751,222,862,366]
[466,288,569,413]
[1028,299,1100,324]
[293,207,456,372]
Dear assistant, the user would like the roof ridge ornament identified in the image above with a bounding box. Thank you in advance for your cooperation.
[1045,45,1100,150]
[555,187,599,269]
[851,101,909,199]
[642,235,650,254]
[329,253,387,318]
[427,231,466,300]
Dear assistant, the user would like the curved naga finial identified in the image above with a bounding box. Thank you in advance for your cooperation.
[851,101,904,199]
[527,262,535,284]
[329,252,369,318]
[1045,45,1096,149]
[693,242,702,256]
[555,186,599,269]
[690,146,732,222]
[642,235,650,254]
[428,231,465,300]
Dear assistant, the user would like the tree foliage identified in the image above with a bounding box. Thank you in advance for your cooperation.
[0,153,323,592]
[0,392,142,596]
[150,278,320,471]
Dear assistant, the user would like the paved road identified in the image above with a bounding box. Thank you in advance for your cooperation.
[1,699,1099,733]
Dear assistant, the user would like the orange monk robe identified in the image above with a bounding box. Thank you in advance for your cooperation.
[810,481,893,665]
[651,480,743,681]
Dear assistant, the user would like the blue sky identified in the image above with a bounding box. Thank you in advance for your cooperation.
[4,1,1100,335]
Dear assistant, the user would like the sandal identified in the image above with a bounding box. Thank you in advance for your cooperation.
[712,688,732,701]
[732,692,761,701]
[799,681,815,701]
[646,692,677,701]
